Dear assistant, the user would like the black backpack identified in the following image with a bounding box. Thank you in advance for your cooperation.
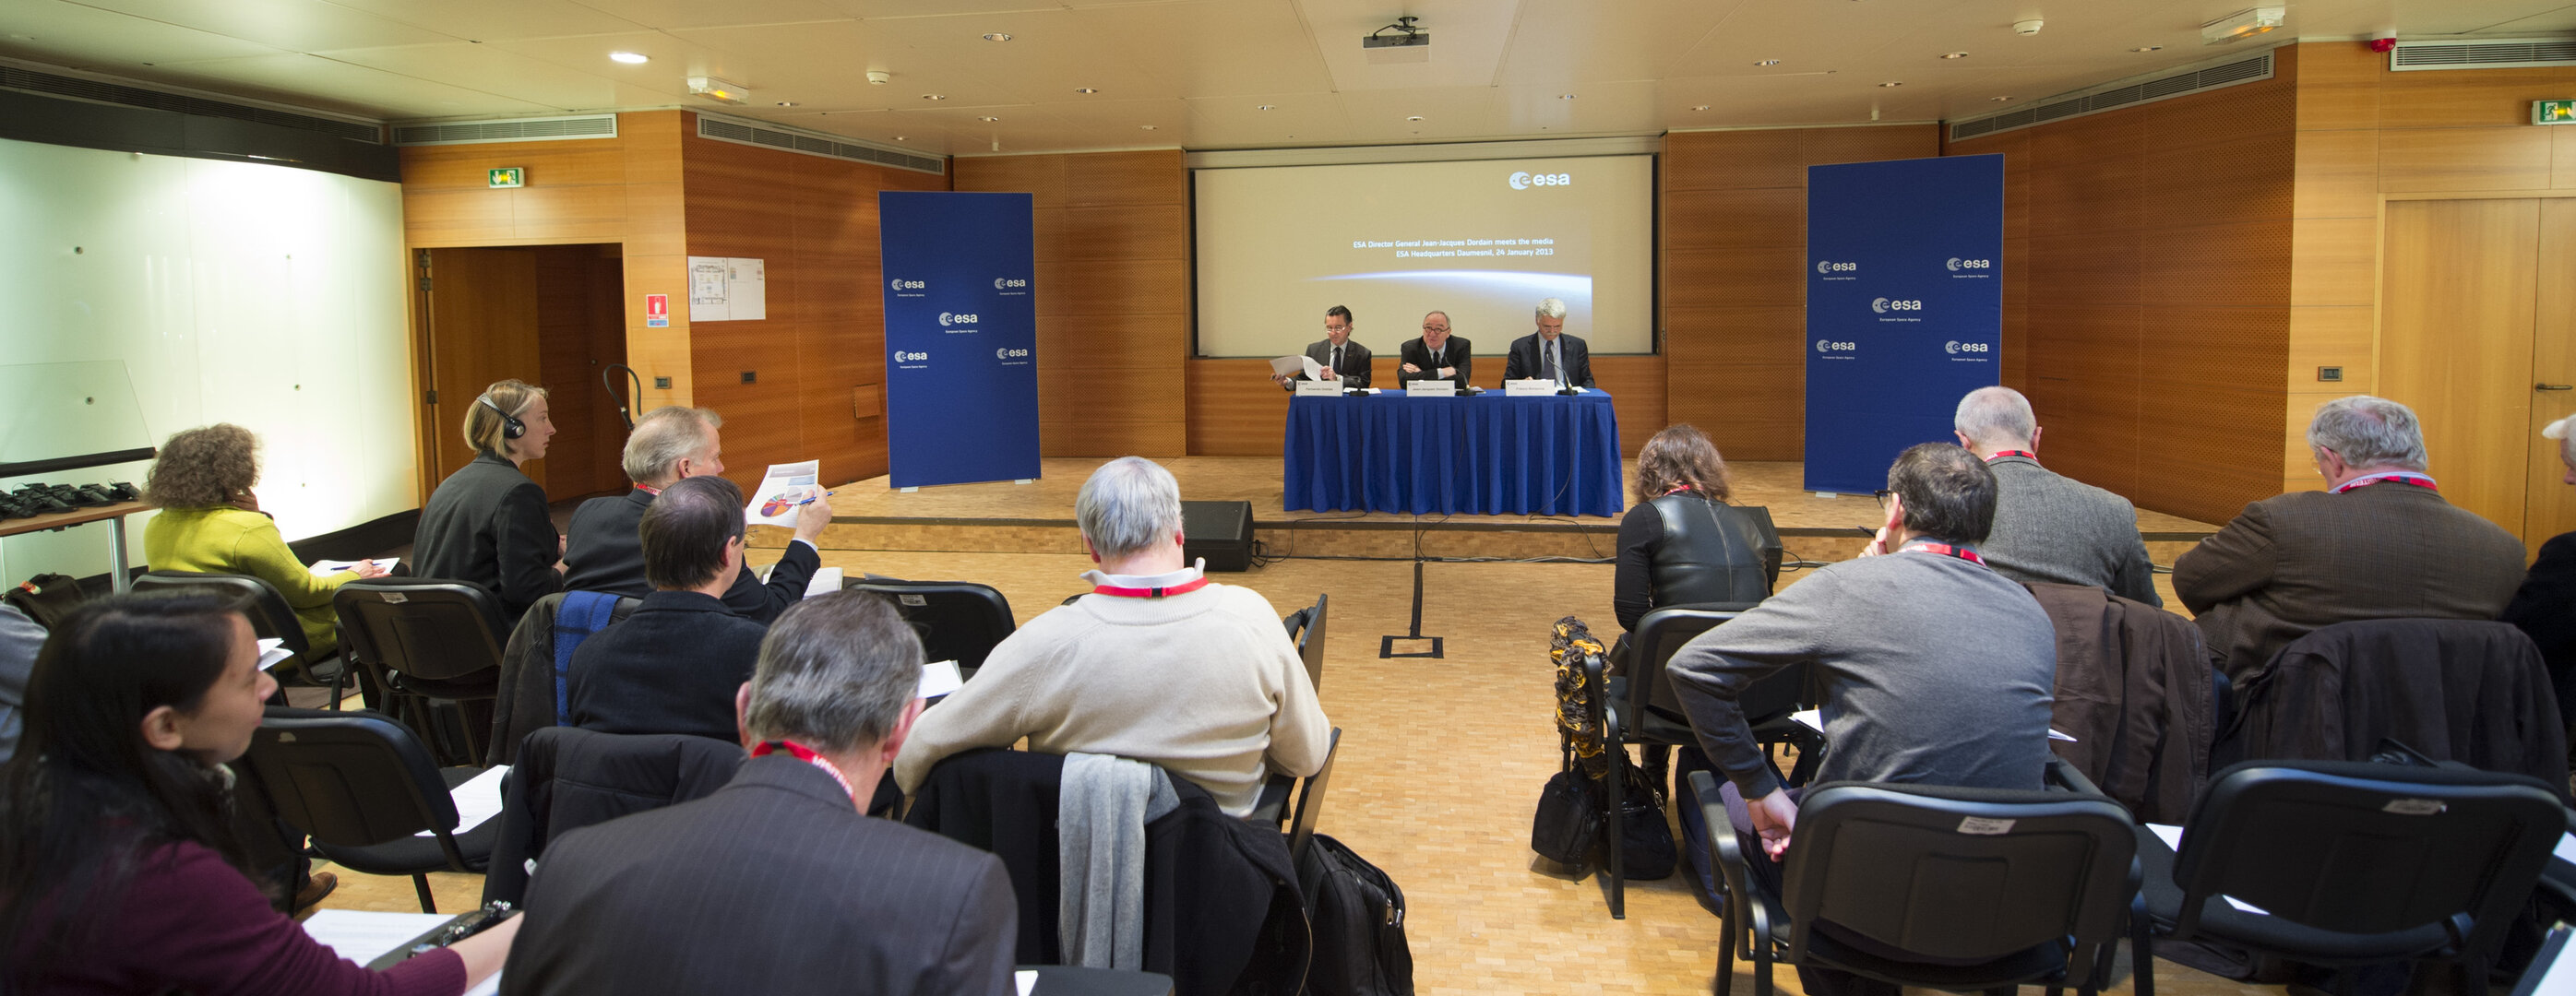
[1297,834,1414,996]
[5,573,89,630]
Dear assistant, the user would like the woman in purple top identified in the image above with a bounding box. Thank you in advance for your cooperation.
[0,593,517,994]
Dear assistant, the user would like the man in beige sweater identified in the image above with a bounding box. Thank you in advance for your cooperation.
[893,456,1330,816]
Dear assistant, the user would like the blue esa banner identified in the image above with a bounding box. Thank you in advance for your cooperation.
[1804,154,2003,494]
[880,192,1039,489]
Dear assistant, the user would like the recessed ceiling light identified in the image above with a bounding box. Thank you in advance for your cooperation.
[977,115,1000,122]
[1075,87,1097,94]
[1406,114,1424,121]
[1940,52,1969,59]
[1558,93,1577,100]
[983,32,1011,42]
[1990,95,2015,101]
[1692,104,1711,111]
[775,101,798,107]
[1754,59,1781,65]
[608,51,649,64]
[922,93,946,101]
[2131,45,2164,52]
[1878,80,1903,87]
[1258,104,1275,111]
[1139,125,1157,130]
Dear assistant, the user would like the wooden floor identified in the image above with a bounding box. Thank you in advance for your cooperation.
[316,458,2244,994]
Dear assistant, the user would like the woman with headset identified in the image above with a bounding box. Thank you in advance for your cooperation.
[411,379,565,622]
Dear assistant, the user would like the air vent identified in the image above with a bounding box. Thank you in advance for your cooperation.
[1949,51,2272,142]
[695,113,944,175]
[393,115,618,146]
[2391,38,2576,71]
[0,64,380,143]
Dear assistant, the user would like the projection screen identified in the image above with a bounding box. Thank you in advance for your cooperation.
[1193,154,1654,359]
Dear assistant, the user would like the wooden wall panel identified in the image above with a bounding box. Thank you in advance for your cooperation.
[957,149,1189,457]
[531,244,629,500]
[1661,125,1938,461]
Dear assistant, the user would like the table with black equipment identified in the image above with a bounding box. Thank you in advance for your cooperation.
[0,499,153,592]
[1282,389,1624,517]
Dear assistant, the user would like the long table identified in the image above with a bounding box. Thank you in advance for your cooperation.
[1282,390,1624,517]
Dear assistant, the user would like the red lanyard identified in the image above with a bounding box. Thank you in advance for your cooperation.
[1986,450,2037,463]
[751,740,858,810]
[2333,474,2439,494]
[1091,576,1211,599]
[1902,541,1986,565]
[1663,484,1694,496]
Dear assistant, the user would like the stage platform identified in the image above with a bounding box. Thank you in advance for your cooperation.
[752,456,2219,565]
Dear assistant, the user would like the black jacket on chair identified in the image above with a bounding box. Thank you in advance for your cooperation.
[483,725,744,906]
[488,591,643,766]
[559,486,822,622]
[566,590,765,743]
[412,453,562,622]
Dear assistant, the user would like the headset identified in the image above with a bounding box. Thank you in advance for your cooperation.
[478,395,527,440]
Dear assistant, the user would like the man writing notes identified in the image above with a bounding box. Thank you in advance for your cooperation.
[1397,310,1473,387]
[1503,298,1595,389]
[1275,304,1373,390]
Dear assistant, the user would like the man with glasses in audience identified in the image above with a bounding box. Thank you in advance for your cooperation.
[1669,443,2057,996]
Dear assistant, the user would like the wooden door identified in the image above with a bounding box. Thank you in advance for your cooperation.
[2379,199,2539,538]
[2531,199,2576,557]
[423,247,542,490]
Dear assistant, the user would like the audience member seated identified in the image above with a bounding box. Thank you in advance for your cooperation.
[1951,386,2161,606]
[0,603,38,765]
[505,590,1017,995]
[894,456,1329,817]
[2176,396,2527,681]
[1609,422,1773,788]
[2504,413,2576,717]
[140,423,388,660]
[0,593,518,993]
[566,476,768,742]
[1669,443,2055,996]
[559,406,829,622]
[412,378,564,622]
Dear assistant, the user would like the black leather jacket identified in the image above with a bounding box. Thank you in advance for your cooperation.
[1614,492,1773,633]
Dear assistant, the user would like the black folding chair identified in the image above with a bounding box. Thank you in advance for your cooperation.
[134,569,336,702]
[2131,760,2565,996]
[332,578,510,765]
[238,707,497,912]
[1690,766,2139,996]
[853,580,1016,678]
[1247,727,1342,866]
[1282,593,1329,692]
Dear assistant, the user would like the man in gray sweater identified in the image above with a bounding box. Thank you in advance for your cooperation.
[1668,444,2056,996]
[1954,386,2162,606]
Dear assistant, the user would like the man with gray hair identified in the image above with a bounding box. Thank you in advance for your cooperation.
[506,590,1019,994]
[894,456,1329,816]
[2176,395,2527,680]
[1502,297,1594,389]
[1952,385,2160,605]
[561,405,829,622]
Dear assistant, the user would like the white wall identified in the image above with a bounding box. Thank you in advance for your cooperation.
[0,137,415,584]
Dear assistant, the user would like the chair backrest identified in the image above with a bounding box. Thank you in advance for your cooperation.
[135,570,308,656]
[333,578,509,682]
[853,580,1016,671]
[239,708,459,847]
[1285,727,1342,865]
[1632,606,1772,717]
[1293,593,1328,691]
[1780,781,2137,965]
[2171,760,2564,954]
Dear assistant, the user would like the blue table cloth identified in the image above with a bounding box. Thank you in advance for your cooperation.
[1282,390,1624,517]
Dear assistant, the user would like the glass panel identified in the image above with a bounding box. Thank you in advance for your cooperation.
[0,360,154,471]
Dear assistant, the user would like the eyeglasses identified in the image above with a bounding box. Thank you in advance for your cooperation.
[1873,490,1893,509]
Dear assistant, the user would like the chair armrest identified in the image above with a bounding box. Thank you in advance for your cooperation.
[1689,770,1757,909]
[1248,773,1294,827]
[2045,755,2107,798]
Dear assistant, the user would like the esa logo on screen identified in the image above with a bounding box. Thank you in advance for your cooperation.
[1944,340,1991,355]
[896,350,929,362]
[1815,339,1856,353]
[1508,171,1572,190]
[996,347,1031,360]
[1945,257,1991,272]
[1816,261,1857,274]
[993,278,1028,289]
[1870,297,1924,314]
[939,312,980,326]
[889,278,925,291]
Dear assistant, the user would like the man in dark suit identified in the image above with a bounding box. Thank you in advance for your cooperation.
[1273,304,1372,390]
[1396,310,1472,387]
[560,406,827,622]
[505,590,1019,996]
[567,475,776,742]
[2176,396,2529,680]
[1501,297,1594,388]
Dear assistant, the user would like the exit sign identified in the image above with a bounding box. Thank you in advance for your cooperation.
[487,167,525,187]
[2537,101,2576,125]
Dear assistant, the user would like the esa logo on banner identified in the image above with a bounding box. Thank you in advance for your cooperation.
[1813,338,1857,360]
[1944,340,1992,361]
[991,277,1030,297]
[1944,256,1993,278]
[995,346,1032,366]
[888,277,926,297]
[1870,297,1925,321]
[938,312,981,328]
[895,350,929,369]
[1815,260,1858,281]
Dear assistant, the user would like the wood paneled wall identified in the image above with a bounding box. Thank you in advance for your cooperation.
[531,243,629,500]
[2287,42,2576,494]
[953,150,1190,457]
[1662,126,1940,463]
[680,118,948,492]
[1946,53,2300,527]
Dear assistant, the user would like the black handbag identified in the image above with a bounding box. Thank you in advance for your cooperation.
[1531,768,1600,865]
[1300,834,1415,996]
[1614,759,1677,881]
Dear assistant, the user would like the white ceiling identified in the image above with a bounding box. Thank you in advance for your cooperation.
[4,0,2573,156]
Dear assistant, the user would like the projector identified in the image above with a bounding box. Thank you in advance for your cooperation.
[1365,16,1429,64]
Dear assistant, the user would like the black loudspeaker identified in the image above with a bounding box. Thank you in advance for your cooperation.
[1181,501,1256,573]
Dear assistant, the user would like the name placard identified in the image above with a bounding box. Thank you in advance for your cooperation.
[1405,381,1458,397]
[1504,379,1556,397]
[1294,380,1342,397]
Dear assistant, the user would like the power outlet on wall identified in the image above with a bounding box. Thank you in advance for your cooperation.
[741,371,757,384]
[2318,366,2343,383]
[654,376,672,389]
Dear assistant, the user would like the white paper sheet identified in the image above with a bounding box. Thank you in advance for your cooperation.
[416,765,509,837]
[310,558,393,577]
[919,659,963,700]
[1302,355,1326,380]
[256,637,293,671]
[687,255,768,322]
[745,461,822,526]
[301,909,451,964]
[1791,708,1822,732]
[1269,355,1304,378]
[805,566,844,599]
[2146,824,2269,914]
[1015,969,1039,996]
[2555,831,2576,866]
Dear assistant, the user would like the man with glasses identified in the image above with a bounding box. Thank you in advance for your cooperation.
[1502,298,1594,389]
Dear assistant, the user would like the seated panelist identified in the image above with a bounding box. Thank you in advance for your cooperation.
[1397,310,1473,387]
[1501,298,1594,389]
[1274,304,1372,391]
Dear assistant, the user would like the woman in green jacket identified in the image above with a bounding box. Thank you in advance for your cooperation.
[141,424,385,663]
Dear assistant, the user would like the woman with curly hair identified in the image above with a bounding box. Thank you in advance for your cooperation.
[1611,424,1777,790]
[142,424,384,662]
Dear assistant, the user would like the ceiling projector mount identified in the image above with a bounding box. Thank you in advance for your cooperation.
[1366,16,1431,63]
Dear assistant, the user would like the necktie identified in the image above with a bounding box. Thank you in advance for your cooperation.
[1330,345,1342,374]
[1543,341,1556,385]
